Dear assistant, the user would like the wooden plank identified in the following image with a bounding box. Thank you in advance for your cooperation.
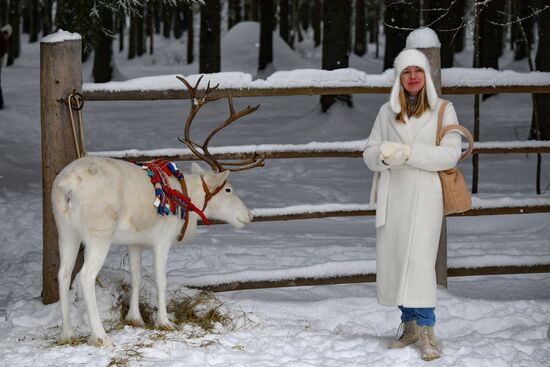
[190,264,550,292]
[199,204,550,226]
[443,85,550,95]
[81,84,550,101]
[110,145,550,163]
[40,38,83,305]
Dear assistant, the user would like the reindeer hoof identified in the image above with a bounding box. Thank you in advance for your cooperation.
[91,334,113,347]
[59,335,78,345]
[155,319,177,331]
[125,317,145,327]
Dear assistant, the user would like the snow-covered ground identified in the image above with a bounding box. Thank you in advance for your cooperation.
[0,22,549,366]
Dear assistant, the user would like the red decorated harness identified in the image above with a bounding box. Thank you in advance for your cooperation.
[136,159,226,241]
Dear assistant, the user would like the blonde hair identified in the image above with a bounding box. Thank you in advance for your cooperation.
[395,82,430,124]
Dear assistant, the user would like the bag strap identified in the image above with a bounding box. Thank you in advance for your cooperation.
[436,100,474,161]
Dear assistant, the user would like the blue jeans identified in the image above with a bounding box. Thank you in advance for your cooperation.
[398,306,435,327]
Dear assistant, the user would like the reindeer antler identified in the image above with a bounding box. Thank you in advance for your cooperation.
[177,75,265,172]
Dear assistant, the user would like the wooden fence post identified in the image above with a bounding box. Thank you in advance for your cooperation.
[406,29,447,288]
[40,33,83,305]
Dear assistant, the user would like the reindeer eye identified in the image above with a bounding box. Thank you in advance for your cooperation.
[225,187,232,193]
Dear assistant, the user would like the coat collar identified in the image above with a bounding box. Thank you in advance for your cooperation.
[389,114,412,143]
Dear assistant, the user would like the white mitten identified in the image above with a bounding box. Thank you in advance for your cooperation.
[379,142,402,160]
[379,142,412,166]
[384,149,408,166]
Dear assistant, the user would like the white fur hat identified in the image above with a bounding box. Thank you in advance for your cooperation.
[389,48,438,114]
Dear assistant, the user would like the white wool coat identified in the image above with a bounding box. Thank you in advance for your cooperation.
[363,98,462,307]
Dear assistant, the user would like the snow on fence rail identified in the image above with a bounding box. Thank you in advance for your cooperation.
[81,68,550,100]
[91,140,550,162]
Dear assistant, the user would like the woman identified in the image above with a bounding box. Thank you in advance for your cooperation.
[363,48,462,361]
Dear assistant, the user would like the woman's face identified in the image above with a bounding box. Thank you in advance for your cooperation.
[400,66,425,96]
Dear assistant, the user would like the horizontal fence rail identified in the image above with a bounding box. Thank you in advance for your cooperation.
[193,264,550,293]
[81,69,550,101]
[91,140,550,162]
[189,198,550,225]
[82,85,550,101]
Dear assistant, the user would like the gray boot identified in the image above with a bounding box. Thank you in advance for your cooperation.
[418,325,441,361]
[388,320,418,349]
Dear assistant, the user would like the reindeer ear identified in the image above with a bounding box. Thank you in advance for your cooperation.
[204,170,230,189]
[217,170,230,183]
[191,162,205,174]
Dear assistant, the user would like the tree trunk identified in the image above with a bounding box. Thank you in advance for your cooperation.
[312,0,321,47]
[174,2,185,39]
[320,0,352,112]
[147,3,154,54]
[0,0,8,25]
[29,0,40,42]
[299,0,310,31]
[259,0,274,70]
[369,0,381,58]
[92,7,114,83]
[22,4,30,34]
[128,13,138,59]
[228,0,242,29]
[187,5,194,64]
[452,0,466,53]
[154,2,161,34]
[513,0,534,60]
[479,0,503,99]
[249,0,260,21]
[292,0,303,43]
[200,0,221,73]
[367,0,376,43]
[533,0,550,140]
[7,0,20,65]
[383,0,419,70]
[136,2,146,57]
[119,12,125,52]
[163,3,173,38]
[41,0,52,36]
[279,0,291,47]
[354,0,366,56]
[423,0,454,67]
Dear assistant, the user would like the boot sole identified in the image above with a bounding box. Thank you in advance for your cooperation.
[422,355,441,361]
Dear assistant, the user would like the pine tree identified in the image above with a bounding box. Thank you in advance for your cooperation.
[200,0,221,73]
[92,6,114,83]
[29,0,40,43]
[321,0,352,112]
[354,0,366,56]
[187,5,194,64]
[312,0,321,47]
[280,0,292,47]
[259,0,274,70]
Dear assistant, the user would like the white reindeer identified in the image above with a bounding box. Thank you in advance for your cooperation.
[52,77,263,346]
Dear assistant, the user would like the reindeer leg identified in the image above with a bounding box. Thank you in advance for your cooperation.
[57,227,81,344]
[153,242,176,331]
[79,239,113,347]
[125,245,145,326]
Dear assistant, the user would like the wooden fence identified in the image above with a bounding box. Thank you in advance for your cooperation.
[40,35,550,303]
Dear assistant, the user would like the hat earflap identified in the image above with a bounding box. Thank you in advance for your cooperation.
[389,77,403,114]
